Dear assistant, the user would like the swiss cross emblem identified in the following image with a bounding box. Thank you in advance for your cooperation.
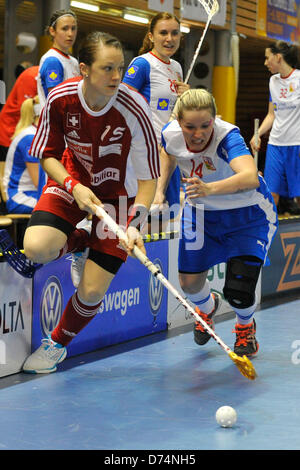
[65,180,72,192]
[67,113,81,129]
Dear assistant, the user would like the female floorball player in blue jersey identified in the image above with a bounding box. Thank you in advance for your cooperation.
[3,96,41,213]
[122,12,189,228]
[158,88,278,357]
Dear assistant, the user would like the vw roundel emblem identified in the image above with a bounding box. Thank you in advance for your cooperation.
[149,258,164,315]
[40,276,63,337]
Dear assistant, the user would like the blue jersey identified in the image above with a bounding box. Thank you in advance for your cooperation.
[4,125,38,213]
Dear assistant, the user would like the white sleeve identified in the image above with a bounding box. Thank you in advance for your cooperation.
[117,87,160,180]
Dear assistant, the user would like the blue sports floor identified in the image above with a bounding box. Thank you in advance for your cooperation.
[0,293,299,451]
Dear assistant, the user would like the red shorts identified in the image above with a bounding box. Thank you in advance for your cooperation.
[32,186,135,262]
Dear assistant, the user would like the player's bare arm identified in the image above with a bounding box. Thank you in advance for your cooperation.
[184,154,259,198]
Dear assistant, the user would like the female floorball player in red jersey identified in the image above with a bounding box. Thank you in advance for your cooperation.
[22,31,160,373]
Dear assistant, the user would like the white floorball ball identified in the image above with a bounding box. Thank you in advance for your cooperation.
[215,406,237,428]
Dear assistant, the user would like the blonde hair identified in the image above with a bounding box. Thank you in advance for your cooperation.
[139,12,180,55]
[12,96,39,139]
[173,88,217,120]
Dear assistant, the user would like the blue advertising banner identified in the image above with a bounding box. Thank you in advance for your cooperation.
[257,0,300,43]
[32,240,169,357]
[262,218,300,297]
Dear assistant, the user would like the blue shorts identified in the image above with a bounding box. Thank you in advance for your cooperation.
[264,144,300,198]
[178,202,278,273]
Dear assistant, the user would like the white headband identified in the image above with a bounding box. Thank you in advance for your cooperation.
[51,14,75,28]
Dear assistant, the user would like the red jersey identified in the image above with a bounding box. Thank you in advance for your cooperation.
[30,77,160,200]
[0,66,39,147]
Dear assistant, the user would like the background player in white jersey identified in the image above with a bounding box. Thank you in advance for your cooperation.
[3,96,41,213]
[122,12,189,229]
[22,32,159,374]
[37,9,79,108]
[37,9,79,199]
[158,89,278,357]
[250,40,300,212]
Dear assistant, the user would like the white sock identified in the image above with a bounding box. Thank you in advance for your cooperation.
[186,280,215,314]
[234,301,257,325]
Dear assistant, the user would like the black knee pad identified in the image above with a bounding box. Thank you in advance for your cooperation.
[223,256,262,309]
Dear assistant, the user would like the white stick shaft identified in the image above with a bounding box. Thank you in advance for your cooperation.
[95,205,232,355]
[254,118,259,167]
[184,19,211,84]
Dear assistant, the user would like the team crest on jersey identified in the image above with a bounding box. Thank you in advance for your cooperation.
[157,98,169,110]
[125,65,139,79]
[289,83,295,93]
[203,156,216,171]
[67,113,81,129]
[48,70,59,82]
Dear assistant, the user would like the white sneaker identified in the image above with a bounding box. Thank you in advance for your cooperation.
[71,218,92,288]
[71,248,89,288]
[76,217,92,232]
[23,337,67,374]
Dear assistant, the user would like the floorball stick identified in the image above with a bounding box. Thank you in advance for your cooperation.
[0,229,42,278]
[184,0,220,84]
[95,205,257,381]
[253,118,259,166]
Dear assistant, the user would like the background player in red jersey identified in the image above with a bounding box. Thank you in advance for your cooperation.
[22,31,159,374]
[0,66,39,161]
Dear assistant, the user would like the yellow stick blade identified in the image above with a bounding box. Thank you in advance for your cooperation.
[228,352,257,380]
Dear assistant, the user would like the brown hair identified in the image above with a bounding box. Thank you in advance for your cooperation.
[46,9,77,35]
[267,40,299,68]
[139,12,180,55]
[78,31,123,66]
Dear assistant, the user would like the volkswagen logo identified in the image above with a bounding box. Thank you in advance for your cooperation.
[40,276,63,337]
[149,258,164,315]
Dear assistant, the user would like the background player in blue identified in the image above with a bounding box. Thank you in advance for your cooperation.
[250,40,300,214]
[3,96,40,213]
[158,88,278,357]
[37,9,79,199]
[38,9,79,108]
[122,12,189,229]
